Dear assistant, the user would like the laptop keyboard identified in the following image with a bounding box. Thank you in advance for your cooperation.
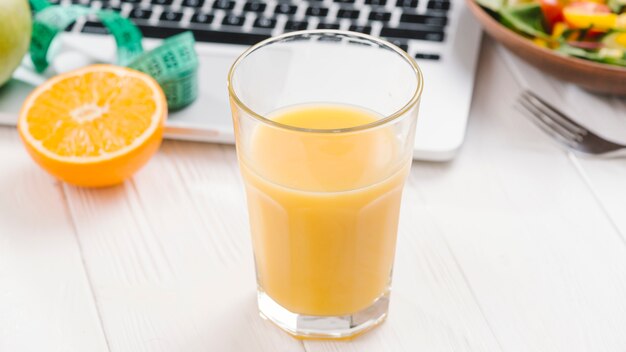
[50,0,449,60]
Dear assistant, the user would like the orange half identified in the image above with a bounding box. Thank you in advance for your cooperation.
[18,64,167,187]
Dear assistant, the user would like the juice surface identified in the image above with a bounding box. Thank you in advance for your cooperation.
[240,104,410,316]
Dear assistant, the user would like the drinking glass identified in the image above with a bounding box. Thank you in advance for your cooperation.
[228,30,423,339]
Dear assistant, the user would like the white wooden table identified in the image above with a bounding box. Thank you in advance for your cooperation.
[2,37,626,352]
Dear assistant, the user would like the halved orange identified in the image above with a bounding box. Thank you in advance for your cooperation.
[18,64,167,187]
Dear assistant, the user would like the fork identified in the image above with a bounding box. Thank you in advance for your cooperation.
[516,90,626,157]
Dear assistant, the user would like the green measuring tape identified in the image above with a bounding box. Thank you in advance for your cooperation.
[28,0,199,110]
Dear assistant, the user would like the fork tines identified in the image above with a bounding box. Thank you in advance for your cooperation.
[516,91,588,147]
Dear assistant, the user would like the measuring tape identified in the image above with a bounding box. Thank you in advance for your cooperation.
[28,0,199,110]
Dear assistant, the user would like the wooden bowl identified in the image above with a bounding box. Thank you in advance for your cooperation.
[466,0,626,95]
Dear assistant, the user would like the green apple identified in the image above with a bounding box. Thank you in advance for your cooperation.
[0,0,32,87]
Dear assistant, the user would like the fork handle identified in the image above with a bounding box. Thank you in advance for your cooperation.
[593,147,626,159]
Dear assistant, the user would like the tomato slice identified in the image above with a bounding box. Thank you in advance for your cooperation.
[540,0,565,30]
[563,2,616,30]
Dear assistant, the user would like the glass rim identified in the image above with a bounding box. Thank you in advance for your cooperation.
[227,29,424,134]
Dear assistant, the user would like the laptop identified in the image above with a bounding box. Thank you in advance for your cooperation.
[0,0,481,161]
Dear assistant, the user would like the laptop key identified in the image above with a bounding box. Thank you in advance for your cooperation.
[348,25,372,34]
[387,38,408,51]
[136,25,271,45]
[223,15,246,26]
[365,0,387,5]
[427,0,451,10]
[129,8,152,20]
[101,3,122,11]
[396,0,418,7]
[368,11,391,22]
[82,21,105,29]
[82,21,109,35]
[182,0,205,7]
[160,11,184,22]
[337,9,359,19]
[381,27,445,41]
[334,0,355,3]
[415,53,440,60]
[191,12,214,24]
[317,22,340,29]
[244,2,267,12]
[400,13,448,26]
[213,0,236,10]
[305,7,329,17]
[254,17,277,29]
[151,0,174,5]
[425,10,449,17]
[274,3,297,14]
[284,20,308,31]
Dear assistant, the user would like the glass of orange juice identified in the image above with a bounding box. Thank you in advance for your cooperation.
[228,30,423,339]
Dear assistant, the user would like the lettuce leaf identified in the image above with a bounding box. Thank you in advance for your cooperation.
[476,0,504,12]
[499,3,550,39]
[607,0,625,13]
[557,44,626,66]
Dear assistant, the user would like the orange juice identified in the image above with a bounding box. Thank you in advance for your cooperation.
[239,104,410,316]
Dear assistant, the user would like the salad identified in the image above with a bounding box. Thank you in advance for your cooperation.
[476,0,626,67]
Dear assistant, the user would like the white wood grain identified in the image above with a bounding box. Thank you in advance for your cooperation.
[498,42,626,241]
[570,156,626,240]
[417,39,626,352]
[504,42,626,350]
[0,127,108,352]
[62,143,305,352]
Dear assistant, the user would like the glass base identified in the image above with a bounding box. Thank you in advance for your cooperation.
[257,289,389,340]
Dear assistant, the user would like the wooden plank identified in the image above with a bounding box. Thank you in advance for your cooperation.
[414,39,626,351]
[498,42,626,240]
[570,156,626,240]
[0,127,108,352]
[63,142,305,352]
